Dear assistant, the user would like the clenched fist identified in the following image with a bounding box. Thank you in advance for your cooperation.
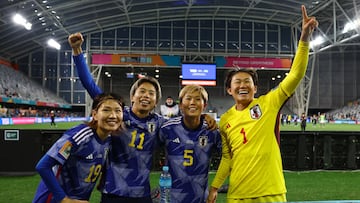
[68,32,84,55]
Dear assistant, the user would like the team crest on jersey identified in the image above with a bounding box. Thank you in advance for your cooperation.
[147,122,156,133]
[250,104,262,119]
[198,135,208,147]
[59,141,72,159]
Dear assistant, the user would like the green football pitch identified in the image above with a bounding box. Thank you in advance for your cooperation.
[0,171,359,202]
[0,121,359,202]
[0,121,359,132]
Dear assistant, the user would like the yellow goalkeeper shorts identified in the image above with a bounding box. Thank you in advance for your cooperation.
[227,193,286,203]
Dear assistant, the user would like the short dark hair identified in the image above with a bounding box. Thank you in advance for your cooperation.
[129,76,162,104]
[225,68,258,89]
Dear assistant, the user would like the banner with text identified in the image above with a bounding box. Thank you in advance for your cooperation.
[216,56,292,69]
[92,54,181,67]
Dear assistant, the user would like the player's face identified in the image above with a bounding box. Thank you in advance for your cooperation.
[166,98,174,105]
[93,99,123,138]
[180,91,205,117]
[131,82,157,114]
[227,72,257,107]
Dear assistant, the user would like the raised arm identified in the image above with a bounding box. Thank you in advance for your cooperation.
[68,33,103,99]
[281,5,319,96]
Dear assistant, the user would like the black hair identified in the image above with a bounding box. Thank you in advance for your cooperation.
[129,76,162,104]
[87,92,125,131]
[92,92,125,110]
[224,68,258,89]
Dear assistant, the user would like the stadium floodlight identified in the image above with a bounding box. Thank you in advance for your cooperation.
[12,13,32,30]
[310,35,325,49]
[342,19,360,34]
[47,38,61,50]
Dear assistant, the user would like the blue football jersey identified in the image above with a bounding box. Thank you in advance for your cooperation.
[159,117,221,203]
[101,106,166,197]
[73,53,167,197]
[33,124,111,202]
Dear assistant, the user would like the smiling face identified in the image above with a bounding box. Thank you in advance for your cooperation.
[180,91,206,118]
[92,99,123,139]
[179,85,208,118]
[131,82,157,116]
[227,71,257,110]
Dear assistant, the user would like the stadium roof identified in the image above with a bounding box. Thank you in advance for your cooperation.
[1,0,360,60]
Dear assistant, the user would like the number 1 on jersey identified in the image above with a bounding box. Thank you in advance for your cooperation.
[241,128,247,144]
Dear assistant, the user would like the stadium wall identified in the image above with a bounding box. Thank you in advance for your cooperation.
[0,116,88,126]
[0,130,63,175]
[309,48,360,110]
[0,130,359,175]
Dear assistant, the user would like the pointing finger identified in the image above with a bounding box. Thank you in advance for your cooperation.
[302,5,309,20]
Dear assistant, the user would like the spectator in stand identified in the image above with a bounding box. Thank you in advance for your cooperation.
[32,93,125,203]
[160,96,180,118]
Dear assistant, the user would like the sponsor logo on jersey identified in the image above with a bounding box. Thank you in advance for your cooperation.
[172,137,180,143]
[250,104,262,119]
[86,153,94,160]
[226,123,231,129]
[199,135,208,147]
[147,122,156,133]
[59,141,72,159]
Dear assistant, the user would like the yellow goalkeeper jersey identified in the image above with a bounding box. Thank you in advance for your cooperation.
[212,41,309,200]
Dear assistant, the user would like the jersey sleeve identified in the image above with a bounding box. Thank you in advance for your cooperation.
[280,41,309,96]
[46,132,79,165]
[73,53,103,99]
[35,155,67,201]
[211,130,231,189]
[158,127,166,146]
[213,129,222,154]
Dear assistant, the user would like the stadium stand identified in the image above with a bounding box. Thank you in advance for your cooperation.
[327,99,360,121]
[0,64,68,105]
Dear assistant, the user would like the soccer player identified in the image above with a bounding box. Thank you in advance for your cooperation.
[207,5,318,203]
[159,85,221,203]
[68,34,217,203]
[32,93,125,203]
[50,110,56,127]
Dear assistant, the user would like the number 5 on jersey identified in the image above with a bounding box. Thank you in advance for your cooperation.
[183,149,194,166]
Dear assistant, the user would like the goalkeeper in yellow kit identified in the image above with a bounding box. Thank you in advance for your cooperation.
[207,5,318,203]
